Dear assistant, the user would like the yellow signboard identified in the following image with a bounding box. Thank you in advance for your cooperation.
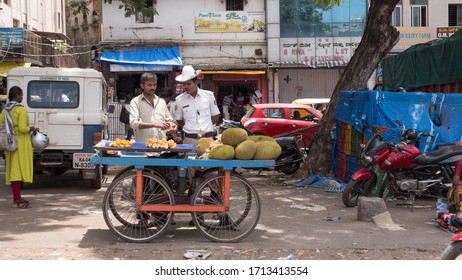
[194,11,265,33]
[393,27,435,51]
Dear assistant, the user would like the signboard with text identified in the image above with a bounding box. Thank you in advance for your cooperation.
[436,27,461,38]
[280,37,362,67]
[194,11,265,33]
[393,27,435,51]
[0,28,24,49]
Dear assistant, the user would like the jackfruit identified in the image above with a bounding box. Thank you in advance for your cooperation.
[209,144,235,160]
[248,135,276,143]
[221,128,248,147]
[195,137,213,156]
[234,140,258,160]
[253,141,282,160]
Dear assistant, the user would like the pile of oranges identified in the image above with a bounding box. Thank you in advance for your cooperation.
[108,138,132,148]
[145,138,177,149]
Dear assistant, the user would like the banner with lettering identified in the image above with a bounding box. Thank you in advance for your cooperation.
[280,37,362,67]
[194,11,265,33]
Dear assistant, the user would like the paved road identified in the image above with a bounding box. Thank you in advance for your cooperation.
[0,160,453,260]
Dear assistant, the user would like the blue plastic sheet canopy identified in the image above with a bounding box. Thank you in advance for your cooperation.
[334,90,462,152]
[100,47,183,66]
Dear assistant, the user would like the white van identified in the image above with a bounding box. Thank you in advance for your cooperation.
[7,67,109,188]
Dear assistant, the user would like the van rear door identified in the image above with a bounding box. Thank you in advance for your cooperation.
[26,77,84,150]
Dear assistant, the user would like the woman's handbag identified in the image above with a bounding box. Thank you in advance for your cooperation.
[0,104,19,152]
[0,123,17,152]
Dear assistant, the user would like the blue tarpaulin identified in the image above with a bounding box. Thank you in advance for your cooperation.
[334,90,462,152]
[100,47,182,66]
[288,175,346,193]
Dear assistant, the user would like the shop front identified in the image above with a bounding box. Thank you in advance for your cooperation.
[203,70,268,121]
[99,47,183,101]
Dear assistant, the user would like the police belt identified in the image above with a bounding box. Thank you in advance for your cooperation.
[184,132,215,139]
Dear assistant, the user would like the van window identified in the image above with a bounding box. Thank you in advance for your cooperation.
[28,81,79,108]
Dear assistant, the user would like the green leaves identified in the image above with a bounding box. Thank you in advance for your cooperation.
[104,0,159,18]
[313,0,343,8]
[70,0,90,16]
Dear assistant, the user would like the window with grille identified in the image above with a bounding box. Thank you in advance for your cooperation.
[136,0,154,23]
[448,4,462,26]
[226,0,244,11]
[410,0,427,5]
[411,5,427,26]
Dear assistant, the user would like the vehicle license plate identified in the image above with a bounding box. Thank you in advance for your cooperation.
[73,153,95,169]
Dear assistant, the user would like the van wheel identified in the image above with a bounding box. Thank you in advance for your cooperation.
[90,166,103,189]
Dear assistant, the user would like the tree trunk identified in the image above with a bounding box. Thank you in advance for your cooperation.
[298,0,401,179]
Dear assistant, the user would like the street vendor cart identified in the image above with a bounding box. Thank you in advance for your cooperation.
[91,141,274,243]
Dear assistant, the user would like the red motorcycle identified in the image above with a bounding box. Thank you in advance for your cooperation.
[343,121,462,208]
[441,231,462,259]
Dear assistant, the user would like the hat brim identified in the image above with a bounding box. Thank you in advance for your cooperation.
[175,70,202,82]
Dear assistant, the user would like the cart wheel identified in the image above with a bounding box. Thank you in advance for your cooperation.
[191,172,261,242]
[113,166,173,190]
[103,170,175,243]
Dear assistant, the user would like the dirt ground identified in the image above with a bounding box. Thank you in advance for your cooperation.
[0,163,453,261]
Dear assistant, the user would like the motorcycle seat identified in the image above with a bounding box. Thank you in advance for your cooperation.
[274,136,297,149]
[414,145,462,165]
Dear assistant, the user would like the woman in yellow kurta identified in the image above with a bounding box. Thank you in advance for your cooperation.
[0,86,38,208]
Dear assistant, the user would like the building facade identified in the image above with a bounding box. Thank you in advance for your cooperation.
[267,0,462,103]
[100,0,268,117]
[65,0,102,69]
[0,0,73,94]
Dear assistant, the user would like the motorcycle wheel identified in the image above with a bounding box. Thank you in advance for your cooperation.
[440,242,462,260]
[342,176,377,207]
[278,161,301,175]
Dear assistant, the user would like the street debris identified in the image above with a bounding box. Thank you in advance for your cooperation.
[78,209,102,215]
[324,216,341,222]
[183,250,211,260]
[277,254,297,260]
[372,211,406,231]
[290,202,326,212]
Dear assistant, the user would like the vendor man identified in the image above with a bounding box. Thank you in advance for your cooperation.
[130,72,180,143]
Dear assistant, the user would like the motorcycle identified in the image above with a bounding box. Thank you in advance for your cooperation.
[219,119,306,175]
[440,231,462,260]
[342,120,462,208]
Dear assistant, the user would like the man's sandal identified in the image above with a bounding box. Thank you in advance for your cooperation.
[12,198,31,208]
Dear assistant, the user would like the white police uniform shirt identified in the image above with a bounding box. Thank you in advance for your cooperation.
[174,88,220,134]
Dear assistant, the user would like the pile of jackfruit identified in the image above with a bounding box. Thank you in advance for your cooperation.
[195,128,281,160]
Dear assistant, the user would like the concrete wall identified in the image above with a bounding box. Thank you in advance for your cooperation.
[0,0,66,33]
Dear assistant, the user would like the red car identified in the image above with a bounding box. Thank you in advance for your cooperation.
[241,103,322,149]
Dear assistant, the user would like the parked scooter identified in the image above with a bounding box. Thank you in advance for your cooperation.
[342,120,462,208]
[219,119,306,175]
[440,231,462,259]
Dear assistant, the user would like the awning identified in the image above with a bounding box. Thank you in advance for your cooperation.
[201,70,266,75]
[100,47,183,66]
[0,62,31,77]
